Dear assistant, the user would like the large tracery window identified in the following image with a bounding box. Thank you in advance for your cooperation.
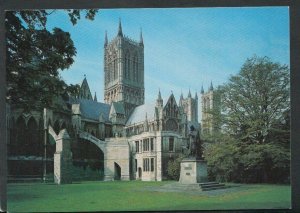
[133,54,138,82]
[113,59,117,80]
[169,137,174,152]
[165,119,178,131]
[125,51,130,79]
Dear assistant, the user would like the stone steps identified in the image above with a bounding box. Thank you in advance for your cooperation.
[163,182,227,191]
[199,182,226,191]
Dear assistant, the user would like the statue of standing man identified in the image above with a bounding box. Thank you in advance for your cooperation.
[188,125,203,160]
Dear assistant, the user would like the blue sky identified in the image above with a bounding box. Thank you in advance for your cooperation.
[46,7,289,115]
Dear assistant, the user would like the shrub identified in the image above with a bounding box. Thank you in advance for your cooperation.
[167,154,186,180]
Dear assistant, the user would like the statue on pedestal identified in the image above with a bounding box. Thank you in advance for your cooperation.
[187,125,203,160]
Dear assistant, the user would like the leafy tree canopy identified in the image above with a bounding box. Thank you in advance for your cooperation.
[219,56,290,145]
[6,9,98,111]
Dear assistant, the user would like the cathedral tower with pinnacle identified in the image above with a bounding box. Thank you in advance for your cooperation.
[201,82,220,135]
[104,19,144,117]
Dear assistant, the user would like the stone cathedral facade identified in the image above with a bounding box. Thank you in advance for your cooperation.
[7,21,219,182]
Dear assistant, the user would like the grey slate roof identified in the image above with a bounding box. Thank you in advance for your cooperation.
[111,102,125,114]
[72,98,111,122]
[126,102,156,126]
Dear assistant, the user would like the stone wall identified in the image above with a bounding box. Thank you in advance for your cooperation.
[104,137,130,181]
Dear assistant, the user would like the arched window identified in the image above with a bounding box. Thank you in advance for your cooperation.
[133,54,138,82]
[53,120,60,135]
[113,59,117,80]
[61,122,66,130]
[127,53,131,80]
[27,117,39,156]
[11,116,26,156]
[125,51,130,79]
[165,119,178,131]
[206,98,210,110]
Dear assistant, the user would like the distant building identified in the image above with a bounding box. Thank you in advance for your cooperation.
[201,82,221,135]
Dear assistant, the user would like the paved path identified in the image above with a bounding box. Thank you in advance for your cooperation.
[140,182,252,197]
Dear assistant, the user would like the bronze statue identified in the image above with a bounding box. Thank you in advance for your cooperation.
[188,125,203,160]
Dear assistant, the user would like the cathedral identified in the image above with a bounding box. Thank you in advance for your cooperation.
[6,21,218,182]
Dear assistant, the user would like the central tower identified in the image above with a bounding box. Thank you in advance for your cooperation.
[104,20,145,116]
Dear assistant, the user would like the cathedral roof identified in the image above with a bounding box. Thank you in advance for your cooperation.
[111,102,125,115]
[126,102,156,126]
[73,99,111,122]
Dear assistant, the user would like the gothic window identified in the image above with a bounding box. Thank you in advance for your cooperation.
[150,158,154,171]
[143,158,148,171]
[150,138,154,151]
[61,122,66,130]
[126,52,131,80]
[53,120,60,135]
[206,98,210,110]
[165,119,178,131]
[12,116,26,156]
[107,64,111,82]
[125,51,130,79]
[133,54,138,82]
[169,137,174,152]
[143,138,149,151]
[135,141,139,153]
[113,60,117,80]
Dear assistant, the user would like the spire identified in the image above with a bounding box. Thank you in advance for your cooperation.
[118,18,123,37]
[195,91,198,99]
[201,85,204,94]
[179,91,184,106]
[104,31,108,47]
[158,88,162,100]
[180,91,183,100]
[188,88,191,98]
[209,81,214,91]
[80,75,93,100]
[94,92,97,102]
[139,28,144,46]
[156,88,163,108]
[82,74,88,87]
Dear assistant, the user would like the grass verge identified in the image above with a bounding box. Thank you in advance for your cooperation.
[7,181,291,212]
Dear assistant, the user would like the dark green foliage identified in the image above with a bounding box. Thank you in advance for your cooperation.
[203,56,290,183]
[6,10,98,111]
[204,136,240,182]
[205,140,290,183]
[219,56,290,145]
[167,154,186,180]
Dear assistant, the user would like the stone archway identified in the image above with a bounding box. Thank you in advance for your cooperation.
[74,138,105,180]
[138,167,142,179]
[114,162,121,180]
[77,131,107,180]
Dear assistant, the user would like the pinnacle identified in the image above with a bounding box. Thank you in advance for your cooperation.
[118,18,123,37]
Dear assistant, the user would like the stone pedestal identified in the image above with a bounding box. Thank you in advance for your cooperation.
[54,129,72,184]
[179,158,208,184]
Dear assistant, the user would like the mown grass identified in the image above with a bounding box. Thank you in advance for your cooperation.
[7,181,291,212]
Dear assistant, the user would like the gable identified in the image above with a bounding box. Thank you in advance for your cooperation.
[163,94,179,118]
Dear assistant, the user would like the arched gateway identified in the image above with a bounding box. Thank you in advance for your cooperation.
[78,131,130,181]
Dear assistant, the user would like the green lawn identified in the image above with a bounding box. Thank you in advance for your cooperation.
[7,181,291,212]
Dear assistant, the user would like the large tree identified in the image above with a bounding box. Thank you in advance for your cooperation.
[220,56,290,145]
[203,56,290,183]
[5,10,97,111]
